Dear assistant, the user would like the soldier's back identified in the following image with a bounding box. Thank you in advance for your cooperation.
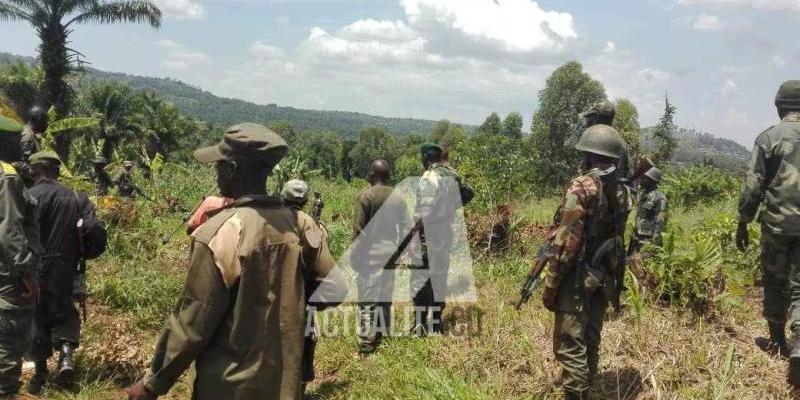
[753,114,800,234]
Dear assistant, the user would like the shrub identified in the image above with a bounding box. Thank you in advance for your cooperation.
[661,165,740,208]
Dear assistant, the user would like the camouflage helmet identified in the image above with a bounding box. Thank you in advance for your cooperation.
[776,80,800,110]
[575,124,625,159]
[644,167,663,183]
[282,179,309,203]
[584,100,616,119]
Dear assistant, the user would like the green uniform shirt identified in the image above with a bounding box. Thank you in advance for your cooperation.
[352,184,410,264]
[0,162,42,310]
[20,124,40,162]
[634,188,667,239]
[142,195,345,399]
[738,112,800,235]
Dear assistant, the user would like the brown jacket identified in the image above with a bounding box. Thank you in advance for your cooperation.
[143,195,344,400]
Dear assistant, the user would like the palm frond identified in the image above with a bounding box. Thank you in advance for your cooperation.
[0,2,33,21]
[68,0,161,27]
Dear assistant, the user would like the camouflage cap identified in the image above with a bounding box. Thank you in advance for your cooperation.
[29,150,62,166]
[0,116,23,134]
[776,80,800,110]
[282,179,309,203]
[644,167,663,183]
[584,100,616,118]
[575,124,625,159]
[194,123,288,167]
[420,142,443,155]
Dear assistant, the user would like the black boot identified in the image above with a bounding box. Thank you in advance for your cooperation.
[756,322,790,358]
[28,359,48,395]
[55,343,76,388]
[789,334,800,387]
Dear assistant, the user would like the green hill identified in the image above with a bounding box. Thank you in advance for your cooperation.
[643,127,750,172]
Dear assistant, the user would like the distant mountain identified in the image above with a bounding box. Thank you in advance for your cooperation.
[643,127,750,172]
[1,52,440,138]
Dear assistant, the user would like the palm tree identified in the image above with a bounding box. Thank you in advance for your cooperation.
[0,0,161,158]
[79,81,138,160]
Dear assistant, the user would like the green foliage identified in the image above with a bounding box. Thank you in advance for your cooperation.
[502,112,524,139]
[348,127,398,179]
[0,61,42,118]
[479,112,502,136]
[530,61,607,188]
[613,98,642,161]
[661,165,740,208]
[296,131,344,179]
[653,95,679,163]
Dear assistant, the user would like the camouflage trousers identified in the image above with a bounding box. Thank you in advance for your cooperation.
[356,264,394,353]
[553,290,607,394]
[32,290,81,361]
[0,307,34,396]
[759,230,800,331]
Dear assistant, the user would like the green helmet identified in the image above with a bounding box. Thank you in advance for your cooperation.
[776,80,800,110]
[575,124,625,159]
[644,167,662,183]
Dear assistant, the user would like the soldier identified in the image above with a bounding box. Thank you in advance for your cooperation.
[736,80,800,382]
[21,106,46,163]
[0,116,41,399]
[89,157,114,196]
[26,151,82,393]
[124,123,347,400]
[411,143,472,336]
[541,125,631,400]
[630,167,668,252]
[352,160,409,354]
[115,161,138,198]
[582,100,632,181]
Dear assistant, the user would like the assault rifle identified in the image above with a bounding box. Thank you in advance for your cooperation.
[515,242,554,310]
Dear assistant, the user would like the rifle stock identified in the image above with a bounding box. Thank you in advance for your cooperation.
[515,242,552,310]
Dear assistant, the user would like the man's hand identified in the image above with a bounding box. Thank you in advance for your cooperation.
[542,287,558,312]
[124,381,157,400]
[736,222,749,252]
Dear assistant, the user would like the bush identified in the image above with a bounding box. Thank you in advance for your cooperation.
[661,165,740,208]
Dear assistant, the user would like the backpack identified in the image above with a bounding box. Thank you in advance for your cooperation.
[75,192,108,260]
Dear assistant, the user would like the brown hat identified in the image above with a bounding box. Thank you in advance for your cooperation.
[194,123,288,167]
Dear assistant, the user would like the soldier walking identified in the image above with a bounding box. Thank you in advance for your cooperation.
[541,125,631,399]
[736,80,800,383]
[0,116,41,400]
[115,161,139,198]
[124,123,347,400]
[25,151,83,393]
[352,160,409,354]
[630,167,668,252]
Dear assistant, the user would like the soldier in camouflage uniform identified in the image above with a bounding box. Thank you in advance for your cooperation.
[0,116,41,399]
[630,167,668,251]
[125,124,347,400]
[736,80,800,384]
[20,106,46,165]
[115,161,139,198]
[89,157,114,196]
[411,143,472,336]
[541,125,632,400]
[352,160,409,353]
[583,100,632,181]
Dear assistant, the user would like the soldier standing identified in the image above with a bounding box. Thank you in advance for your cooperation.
[352,160,409,353]
[541,125,631,400]
[0,116,41,399]
[25,151,82,393]
[125,123,347,400]
[89,157,114,196]
[582,100,631,181]
[736,80,800,382]
[411,143,472,336]
[115,161,138,198]
[630,167,668,252]
[21,106,46,164]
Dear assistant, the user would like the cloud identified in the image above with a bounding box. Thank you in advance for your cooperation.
[721,78,739,96]
[154,0,207,20]
[691,14,723,31]
[677,0,800,13]
[157,40,211,70]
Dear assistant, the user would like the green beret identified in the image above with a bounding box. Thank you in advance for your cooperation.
[0,116,23,134]
[29,150,62,166]
[420,142,443,155]
[194,123,288,167]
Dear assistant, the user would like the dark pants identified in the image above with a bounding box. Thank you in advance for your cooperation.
[553,290,608,394]
[32,290,80,361]
[410,228,451,333]
[0,307,33,395]
[760,230,800,331]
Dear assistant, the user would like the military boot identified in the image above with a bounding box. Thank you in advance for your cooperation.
[28,359,48,395]
[789,333,800,387]
[55,343,76,387]
[755,322,790,358]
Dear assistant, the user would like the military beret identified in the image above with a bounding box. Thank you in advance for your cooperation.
[420,142,443,155]
[282,179,309,203]
[29,150,62,166]
[0,116,23,134]
[194,123,288,166]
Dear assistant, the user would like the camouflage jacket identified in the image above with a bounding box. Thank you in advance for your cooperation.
[542,169,631,293]
[20,124,40,161]
[634,188,667,239]
[143,196,346,399]
[0,161,42,310]
[738,112,800,235]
